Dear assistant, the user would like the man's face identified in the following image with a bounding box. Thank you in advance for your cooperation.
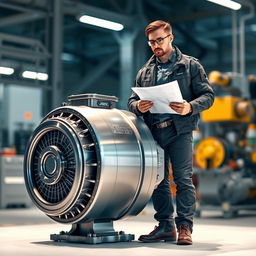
[148,28,173,57]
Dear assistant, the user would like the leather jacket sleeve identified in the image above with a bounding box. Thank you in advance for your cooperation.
[128,69,144,116]
[189,59,214,115]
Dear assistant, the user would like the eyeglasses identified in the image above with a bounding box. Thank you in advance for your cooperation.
[147,34,171,47]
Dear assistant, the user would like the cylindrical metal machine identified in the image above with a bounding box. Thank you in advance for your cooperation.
[24,94,164,243]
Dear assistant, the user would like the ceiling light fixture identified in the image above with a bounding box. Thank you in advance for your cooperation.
[207,0,241,10]
[0,66,14,75]
[78,15,124,31]
[22,71,48,81]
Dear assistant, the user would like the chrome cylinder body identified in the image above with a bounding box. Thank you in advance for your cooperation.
[24,105,163,224]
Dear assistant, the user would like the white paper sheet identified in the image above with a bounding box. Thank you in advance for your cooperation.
[132,80,183,114]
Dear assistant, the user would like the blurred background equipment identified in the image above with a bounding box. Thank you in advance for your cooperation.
[14,122,35,155]
[193,71,256,218]
[0,155,32,208]
[0,84,42,151]
[24,94,164,244]
[0,84,42,209]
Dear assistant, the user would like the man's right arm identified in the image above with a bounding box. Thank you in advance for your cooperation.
[128,69,143,116]
[128,91,142,116]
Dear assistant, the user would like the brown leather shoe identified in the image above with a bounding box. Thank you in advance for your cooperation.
[177,224,192,245]
[138,224,176,243]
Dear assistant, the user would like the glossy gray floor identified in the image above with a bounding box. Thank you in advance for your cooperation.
[0,204,256,256]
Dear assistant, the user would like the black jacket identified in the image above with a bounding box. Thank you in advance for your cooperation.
[128,46,214,134]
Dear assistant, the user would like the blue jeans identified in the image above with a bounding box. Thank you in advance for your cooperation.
[151,123,195,231]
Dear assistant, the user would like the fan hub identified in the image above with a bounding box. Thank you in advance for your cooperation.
[39,146,65,185]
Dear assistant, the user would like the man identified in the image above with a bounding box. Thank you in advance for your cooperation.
[128,20,214,245]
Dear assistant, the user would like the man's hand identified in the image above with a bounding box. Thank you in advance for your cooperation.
[169,100,192,115]
[137,100,153,113]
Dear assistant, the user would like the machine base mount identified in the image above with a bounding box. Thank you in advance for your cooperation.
[50,221,134,244]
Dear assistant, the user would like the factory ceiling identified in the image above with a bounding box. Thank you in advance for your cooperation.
[0,0,255,109]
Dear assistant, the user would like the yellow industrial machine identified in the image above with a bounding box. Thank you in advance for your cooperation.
[194,71,256,218]
[202,96,253,123]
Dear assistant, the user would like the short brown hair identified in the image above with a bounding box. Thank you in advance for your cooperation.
[145,20,172,37]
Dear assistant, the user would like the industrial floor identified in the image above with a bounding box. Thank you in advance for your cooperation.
[0,204,256,256]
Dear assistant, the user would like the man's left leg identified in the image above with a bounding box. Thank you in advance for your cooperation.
[166,132,195,245]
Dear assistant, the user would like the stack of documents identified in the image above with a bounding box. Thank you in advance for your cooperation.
[132,80,183,114]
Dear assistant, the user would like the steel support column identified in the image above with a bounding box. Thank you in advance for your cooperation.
[51,0,63,108]
[115,31,137,109]
[134,33,147,77]
[239,2,255,98]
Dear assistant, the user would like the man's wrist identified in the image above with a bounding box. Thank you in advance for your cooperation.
[189,103,193,114]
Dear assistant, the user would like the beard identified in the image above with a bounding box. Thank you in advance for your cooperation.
[153,48,165,57]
